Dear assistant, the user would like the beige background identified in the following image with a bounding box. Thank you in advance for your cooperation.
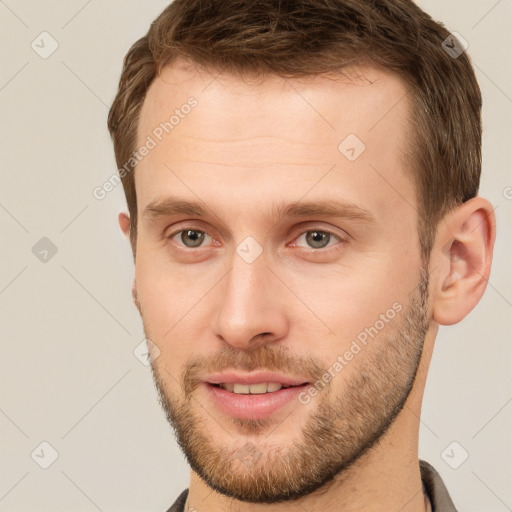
[0,1,511,510]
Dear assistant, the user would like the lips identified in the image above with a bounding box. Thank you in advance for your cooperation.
[203,371,312,420]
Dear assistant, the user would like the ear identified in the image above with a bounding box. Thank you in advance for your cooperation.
[118,212,130,238]
[430,197,496,325]
[118,212,141,314]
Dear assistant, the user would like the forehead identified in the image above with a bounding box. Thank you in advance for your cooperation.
[138,60,410,144]
[135,59,414,223]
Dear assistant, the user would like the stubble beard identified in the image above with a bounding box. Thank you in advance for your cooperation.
[146,270,430,503]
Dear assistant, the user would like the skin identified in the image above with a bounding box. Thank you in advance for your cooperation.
[119,59,495,512]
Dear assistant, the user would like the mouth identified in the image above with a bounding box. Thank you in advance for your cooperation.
[209,382,307,394]
[202,373,312,420]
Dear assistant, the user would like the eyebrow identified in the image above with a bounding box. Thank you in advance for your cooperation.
[142,196,375,225]
[272,200,375,224]
[143,198,207,219]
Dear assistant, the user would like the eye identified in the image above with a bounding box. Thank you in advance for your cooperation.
[170,229,213,248]
[294,230,342,249]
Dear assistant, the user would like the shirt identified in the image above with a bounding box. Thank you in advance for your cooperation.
[165,459,457,512]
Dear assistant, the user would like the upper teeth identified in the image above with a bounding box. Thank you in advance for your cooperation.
[220,382,285,394]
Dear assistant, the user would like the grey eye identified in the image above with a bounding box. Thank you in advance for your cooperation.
[305,231,331,249]
[180,230,206,247]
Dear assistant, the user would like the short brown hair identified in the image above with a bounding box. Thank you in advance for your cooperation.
[107,0,482,261]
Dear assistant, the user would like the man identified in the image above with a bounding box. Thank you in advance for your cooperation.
[107,1,496,510]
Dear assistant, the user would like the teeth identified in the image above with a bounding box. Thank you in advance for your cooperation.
[233,383,251,394]
[242,383,266,394]
[219,382,284,394]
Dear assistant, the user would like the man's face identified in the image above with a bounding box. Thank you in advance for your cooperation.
[132,61,431,503]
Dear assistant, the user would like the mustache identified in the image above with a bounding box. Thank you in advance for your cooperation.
[181,344,327,395]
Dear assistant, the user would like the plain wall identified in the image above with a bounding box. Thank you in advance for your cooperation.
[0,0,511,510]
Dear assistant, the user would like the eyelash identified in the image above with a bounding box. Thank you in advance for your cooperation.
[166,227,346,251]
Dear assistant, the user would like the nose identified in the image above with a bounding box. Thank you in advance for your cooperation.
[211,251,289,350]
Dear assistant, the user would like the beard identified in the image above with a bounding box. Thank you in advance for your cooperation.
[145,268,430,504]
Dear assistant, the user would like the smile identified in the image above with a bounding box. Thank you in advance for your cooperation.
[214,382,298,394]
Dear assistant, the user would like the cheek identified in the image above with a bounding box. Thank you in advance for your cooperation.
[291,254,416,354]
[135,256,220,358]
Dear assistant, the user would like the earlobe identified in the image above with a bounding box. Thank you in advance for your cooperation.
[431,197,496,326]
